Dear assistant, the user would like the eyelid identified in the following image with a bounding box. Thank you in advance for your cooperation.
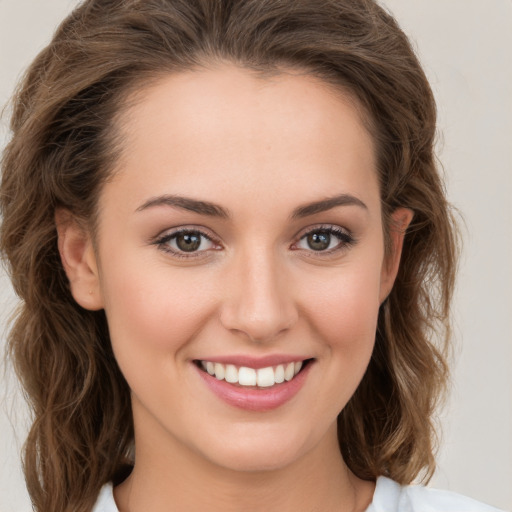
[151,223,356,260]
[291,224,356,255]
[152,226,222,259]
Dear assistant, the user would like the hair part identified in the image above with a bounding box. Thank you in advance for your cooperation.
[1,1,458,510]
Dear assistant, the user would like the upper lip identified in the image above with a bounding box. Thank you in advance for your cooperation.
[194,354,313,369]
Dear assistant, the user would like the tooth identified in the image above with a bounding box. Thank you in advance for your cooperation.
[257,367,275,387]
[274,364,285,384]
[204,360,302,386]
[206,361,215,375]
[284,362,295,381]
[214,363,225,380]
[225,364,238,383]
[238,367,257,386]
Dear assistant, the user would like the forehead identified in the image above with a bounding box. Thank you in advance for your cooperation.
[105,64,379,218]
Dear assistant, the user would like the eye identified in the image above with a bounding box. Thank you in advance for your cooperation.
[154,228,219,258]
[294,226,355,253]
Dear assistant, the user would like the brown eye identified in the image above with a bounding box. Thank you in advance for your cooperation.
[175,232,202,252]
[306,231,331,251]
[295,226,355,254]
[156,229,216,256]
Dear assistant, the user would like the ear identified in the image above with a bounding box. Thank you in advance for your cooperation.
[55,208,104,310]
[379,207,414,303]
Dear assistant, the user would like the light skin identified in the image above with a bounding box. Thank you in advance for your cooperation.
[57,64,412,512]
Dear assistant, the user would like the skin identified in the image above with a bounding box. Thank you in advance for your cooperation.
[57,64,412,512]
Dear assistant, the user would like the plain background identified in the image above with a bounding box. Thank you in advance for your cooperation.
[1,1,510,511]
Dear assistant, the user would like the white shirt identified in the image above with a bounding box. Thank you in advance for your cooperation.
[92,475,505,511]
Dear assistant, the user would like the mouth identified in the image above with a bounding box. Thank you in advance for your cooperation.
[194,358,314,389]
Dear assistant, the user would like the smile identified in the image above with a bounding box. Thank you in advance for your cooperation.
[194,357,314,411]
[198,360,306,388]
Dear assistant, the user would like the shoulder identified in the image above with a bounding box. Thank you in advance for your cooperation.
[92,482,118,512]
[367,476,506,512]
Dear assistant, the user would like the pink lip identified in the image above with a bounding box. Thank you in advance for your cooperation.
[194,360,313,412]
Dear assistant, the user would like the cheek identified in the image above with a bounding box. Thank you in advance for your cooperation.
[302,262,382,350]
[297,256,383,409]
[100,259,217,367]
[290,259,383,427]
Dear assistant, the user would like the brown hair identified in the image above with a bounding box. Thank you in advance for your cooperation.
[0,1,458,510]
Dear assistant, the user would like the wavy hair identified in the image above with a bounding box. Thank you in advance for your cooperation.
[0,0,458,510]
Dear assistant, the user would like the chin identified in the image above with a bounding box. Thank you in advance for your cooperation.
[195,428,315,473]
[208,449,300,473]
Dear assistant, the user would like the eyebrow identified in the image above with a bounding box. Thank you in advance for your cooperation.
[136,195,231,218]
[291,194,367,219]
[136,193,367,219]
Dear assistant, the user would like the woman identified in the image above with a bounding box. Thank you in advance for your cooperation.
[0,1,504,511]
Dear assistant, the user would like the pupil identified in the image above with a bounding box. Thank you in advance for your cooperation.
[308,231,330,251]
[176,233,201,252]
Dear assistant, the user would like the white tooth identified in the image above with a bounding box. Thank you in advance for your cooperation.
[238,367,257,386]
[225,364,238,383]
[294,361,303,375]
[274,364,285,384]
[201,360,208,371]
[214,363,225,380]
[284,362,295,381]
[206,361,215,375]
[257,367,275,387]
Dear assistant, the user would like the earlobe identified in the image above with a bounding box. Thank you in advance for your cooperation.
[379,207,414,303]
[55,208,104,311]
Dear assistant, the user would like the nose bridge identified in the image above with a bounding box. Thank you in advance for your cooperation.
[220,243,297,343]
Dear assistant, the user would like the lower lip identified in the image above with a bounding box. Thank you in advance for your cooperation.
[195,362,313,412]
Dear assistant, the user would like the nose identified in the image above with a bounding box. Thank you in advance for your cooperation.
[219,247,298,344]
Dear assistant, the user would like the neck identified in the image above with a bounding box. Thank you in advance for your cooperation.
[115,423,374,512]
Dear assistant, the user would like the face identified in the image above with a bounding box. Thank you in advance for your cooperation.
[62,65,408,473]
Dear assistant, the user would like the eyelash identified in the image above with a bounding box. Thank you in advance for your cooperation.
[293,225,356,256]
[153,227,219,260]
[153,225,356,260]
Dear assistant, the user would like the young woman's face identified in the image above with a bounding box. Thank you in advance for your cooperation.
[86,65,405,472]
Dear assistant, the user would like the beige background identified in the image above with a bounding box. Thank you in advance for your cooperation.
[1,1,511,510]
